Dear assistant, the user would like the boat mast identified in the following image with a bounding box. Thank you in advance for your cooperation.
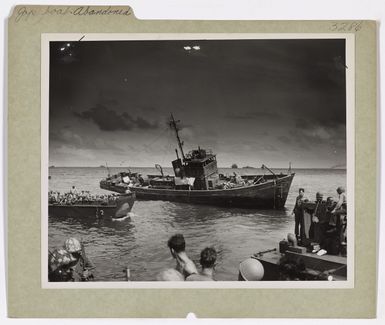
[169,114,185,160]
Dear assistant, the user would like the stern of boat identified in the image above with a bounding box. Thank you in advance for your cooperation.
[274,173,295,209]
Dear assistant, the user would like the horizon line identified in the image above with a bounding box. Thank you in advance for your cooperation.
[48,165,347,170]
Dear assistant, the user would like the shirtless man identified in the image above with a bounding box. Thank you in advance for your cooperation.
[167,234,198,278]
[186,247,217,281]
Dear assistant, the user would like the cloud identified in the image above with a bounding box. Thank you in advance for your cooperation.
[330,163,346,169]
[225,110,280,120]
[135,116,158,129]
[295,113,345,130]
[303,126,332,141]
[74,105,158,131]
[290,118,346,150]
[277,135,292,144]
[49,128,120,151]
[261,144,277,152]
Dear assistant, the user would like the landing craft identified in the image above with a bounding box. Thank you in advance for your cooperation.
[49,192,135,219]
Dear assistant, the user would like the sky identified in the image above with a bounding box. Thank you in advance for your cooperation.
[49,38,347,168]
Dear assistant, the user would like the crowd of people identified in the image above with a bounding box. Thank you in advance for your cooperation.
[291,186,347,256]
[48,234,266,282]
[47,186,347,282]
[48,231,341,282]
[49,186,120,205]
[156,234,266,281]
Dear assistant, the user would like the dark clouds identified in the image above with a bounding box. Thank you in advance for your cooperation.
[50,127,120,151]
[225,111,280,120]
[74,105,158,131]
[277,135,292,144]
[49,38,347,167]
[289,117,346,150]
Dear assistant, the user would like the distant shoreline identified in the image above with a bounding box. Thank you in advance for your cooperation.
[49,166,347,170]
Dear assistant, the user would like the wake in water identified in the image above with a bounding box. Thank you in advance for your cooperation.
[48,167,346,281]
[112,211,137,222]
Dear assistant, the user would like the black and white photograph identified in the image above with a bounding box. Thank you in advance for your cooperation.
[43,34,353,286]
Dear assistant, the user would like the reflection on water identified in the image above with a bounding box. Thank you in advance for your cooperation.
[48,167,346,281]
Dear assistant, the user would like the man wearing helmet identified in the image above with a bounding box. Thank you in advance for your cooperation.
[48,237,94,282]
[238,257,265,281]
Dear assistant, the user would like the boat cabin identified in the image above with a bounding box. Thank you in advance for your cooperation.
[172,147,219,190]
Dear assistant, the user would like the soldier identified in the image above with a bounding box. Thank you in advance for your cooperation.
[312,192,329,254]
[331,186,347,247]
[48,238,94,282]
[292,188,306,242]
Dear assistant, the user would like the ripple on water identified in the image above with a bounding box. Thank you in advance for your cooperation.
[48,167,346,281]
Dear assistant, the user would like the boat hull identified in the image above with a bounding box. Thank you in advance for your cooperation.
[123,174,294,209]
[255,249,347,281]
[48,193,135,218]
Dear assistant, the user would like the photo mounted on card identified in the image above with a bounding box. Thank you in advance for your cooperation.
[42,33,354,289]
[8,5,377,317]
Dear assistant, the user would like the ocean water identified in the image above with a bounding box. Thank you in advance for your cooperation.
[48,167,346,281]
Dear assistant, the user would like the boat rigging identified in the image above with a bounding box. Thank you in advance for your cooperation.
[100,114,295,209]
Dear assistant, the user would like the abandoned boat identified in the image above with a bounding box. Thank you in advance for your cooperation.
[100,114,294,209]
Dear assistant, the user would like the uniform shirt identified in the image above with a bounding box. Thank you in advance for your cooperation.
[293,195,306,214]
[314,200,329,224]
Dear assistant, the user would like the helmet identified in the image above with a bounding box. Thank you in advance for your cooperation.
[49,248,76,270]
[238,258,264,281]
[64,238,82,253]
